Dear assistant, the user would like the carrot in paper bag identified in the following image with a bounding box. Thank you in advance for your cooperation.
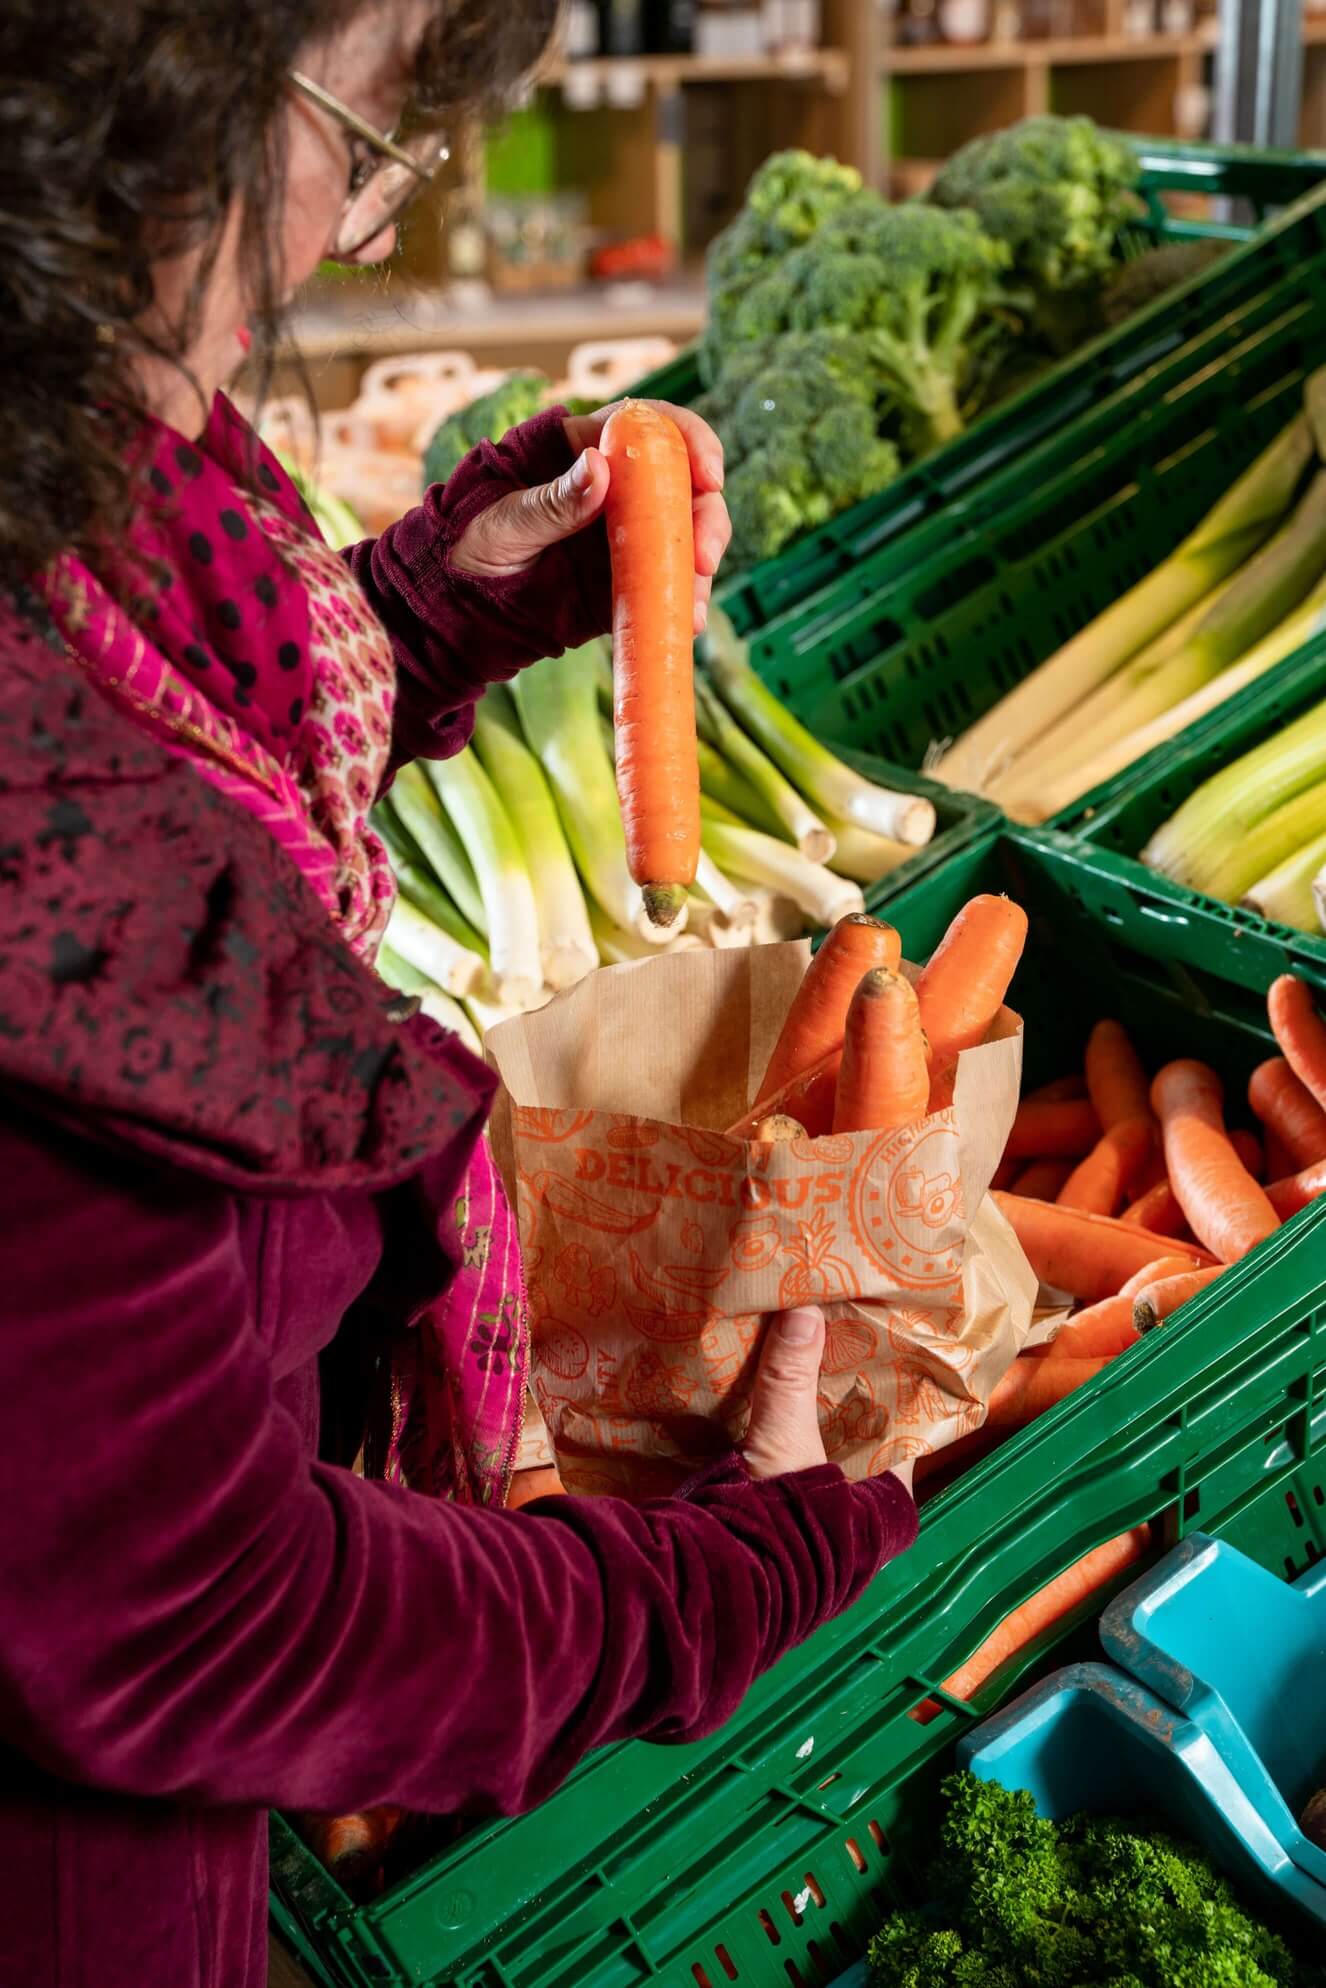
[754,912,900,1113]
[916,894,1027,1107]
[602,403,699,928]
[832,968,929,1133]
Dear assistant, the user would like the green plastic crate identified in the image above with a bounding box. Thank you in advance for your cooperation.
[1043,633,1326,997]
[270,829,1326,1988]
[734,183,1326,775]
[836,746,997,914]
[630,136,1326,639]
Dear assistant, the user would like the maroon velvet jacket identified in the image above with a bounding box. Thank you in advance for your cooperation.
[0,415,917,1988]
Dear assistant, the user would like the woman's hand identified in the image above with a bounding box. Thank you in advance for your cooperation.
[449,400,731,635]
[742,1307,829,1480]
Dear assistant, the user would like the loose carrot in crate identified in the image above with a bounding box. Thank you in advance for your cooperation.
[910,1526,1152,1724]
[602,402,699,928]
[913,1353,1112,1486]
[916,893,1028,1089]
[833,968,929,1134]
[1120,1178,1190,1237]
[1026,1073,1088,1103]
[1119,1253,1204,1297]
[1055,1116,1155,1216]
[1011,1158,1075,1199]
[1004,1097,1101,1160]
[1085,1019,1153,1129]
[754,912,900,1112]
[1132,1263,1227,1333]
[1265,1157,1326,1217]
[1248,1056,1326,1168]
[992,1193,1216,1303]
[1043,1296,1139,1360]
[1269,974,1326,1113]
[1152,1060,1280,1264]
[1231,1127,1265,1180]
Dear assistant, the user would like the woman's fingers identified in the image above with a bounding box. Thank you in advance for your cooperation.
[564,398,725,494]
[450,447,610,577]
[742,1307,829,1480]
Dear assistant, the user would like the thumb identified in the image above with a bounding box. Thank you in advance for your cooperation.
[742,1307,828,1481]
[450,447,609,577]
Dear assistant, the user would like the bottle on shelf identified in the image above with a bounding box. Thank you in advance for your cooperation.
[596,0,646,53]
[644,0,697,50]
[564,1,602,56]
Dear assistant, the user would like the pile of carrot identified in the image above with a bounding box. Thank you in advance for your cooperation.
[728,894,1029,1142]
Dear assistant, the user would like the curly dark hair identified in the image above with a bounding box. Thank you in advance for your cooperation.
[0,0,559,586]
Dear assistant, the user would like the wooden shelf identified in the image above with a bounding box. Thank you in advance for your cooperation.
[882,29,1215,72]
[543,49,849,90]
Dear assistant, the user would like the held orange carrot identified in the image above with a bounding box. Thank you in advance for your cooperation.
[1044,1295,1139,1360]
[1085,1019,1152,1130]
[1120,1178,1191,1237]
[755,913,901,1110]
[833,968,930,1134]
[915,894,1028,1079]
[1265,1157,1326,1217]
[1151,1060,1280,1264]
[1011,1158,1075,1199]
[602,402,700,928]
[1131,1263,1227,1333]
[1248,1057,1326,1168]
[1004,1097,1102,1160]
[1268,974,1326,1113]
[992,1192,1216,1303]
[909,1526,1152,1724]
[1055,1115,1155,1217]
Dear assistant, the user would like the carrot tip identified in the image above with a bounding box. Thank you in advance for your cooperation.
[642,883,688,929]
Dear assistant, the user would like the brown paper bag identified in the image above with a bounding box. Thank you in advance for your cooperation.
[487,942,1036,1497]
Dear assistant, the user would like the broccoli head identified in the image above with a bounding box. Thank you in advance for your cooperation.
[868,1774,1326,1988]
[699,331,900,571]
[1099,236,1232,329]
[700,151,864,382]
[724,200,1013,457]
[928,115,1144,351]
[421,373,597,489]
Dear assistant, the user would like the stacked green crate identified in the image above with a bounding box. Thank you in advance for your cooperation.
[270,830,1326,1988]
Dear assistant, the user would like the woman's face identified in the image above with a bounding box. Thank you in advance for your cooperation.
[143,0,434,435]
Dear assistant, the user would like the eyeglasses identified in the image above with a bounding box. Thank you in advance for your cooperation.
[288,70,450,259]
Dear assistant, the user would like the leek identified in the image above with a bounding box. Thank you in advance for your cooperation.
[702,817,865,927]
[384,898,486,998]
[695,736,784,837]
[702,612,935,847]
[1026,575,1326,822]
[1313,860,1326,934]
[821,816,915,885]
[386,766,487,936]
[1244,829,1326,932]
[375,804,488,957]
[472,685,597,991]
[694,677,835,862]
[423,748,543,1011]
[936,411,1314,791]
[1200,781,1326,903]
[464,988,539,1041]
[1144,698,1326,888]
[376,942,483,1053]
[512,644,670,943]
[588,901,654,964]
[694,849,759,928]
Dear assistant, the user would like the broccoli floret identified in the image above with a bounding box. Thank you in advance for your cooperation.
[868,1775,1326,1988]
[421,374,597,489]
[1099,236,1232,328]
[928,115,1144,352]
[702,331,900,570]
[701,151,864,383]
[723,201,1013,457]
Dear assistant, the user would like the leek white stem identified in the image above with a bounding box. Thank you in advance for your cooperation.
[384,899,486,998]
[472,685,597,991]
[702,818,865,927]
[694,678,835,862]
[376,943,483,1053]
[694,849,759,928]
[696,736,784,836]
[821,816,916,885]
[1243,828,1326,932]
[464,988,545,1041]
[702,614,935,846]
[423,749,543,1010]
[386,767,487,935]
[936,412,1314,791]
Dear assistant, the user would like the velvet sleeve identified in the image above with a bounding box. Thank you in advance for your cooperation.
[0,1113,917,1818]
[342,409,613,775]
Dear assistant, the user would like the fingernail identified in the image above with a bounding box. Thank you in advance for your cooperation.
[708,454,725,489]
[779,1307,822,1344]
[696,598,709,632]
[570,450,594,493]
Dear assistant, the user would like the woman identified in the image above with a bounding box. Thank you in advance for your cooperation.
[0,4,919,1984]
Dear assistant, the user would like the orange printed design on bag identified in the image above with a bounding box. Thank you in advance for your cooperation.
[552,1243,616,1318]
[778,1205,856,1310]
[621,1346,701,1417]
[536,1321,591,1382]
[729,1213,781,1271]
[515,1106,595,1145]
[821,1314,880,1375]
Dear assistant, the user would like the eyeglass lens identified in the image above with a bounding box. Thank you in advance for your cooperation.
[337,132,447,256]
